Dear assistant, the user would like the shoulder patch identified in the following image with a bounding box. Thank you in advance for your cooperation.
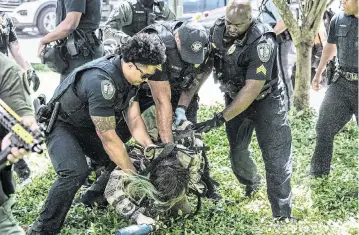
[256,64,267,75]
[101,80,115,100]
[257,42,272,63]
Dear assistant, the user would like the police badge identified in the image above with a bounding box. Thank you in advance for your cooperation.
[257,42,272,63]
[227,44,236,55]
[101,80,115,100]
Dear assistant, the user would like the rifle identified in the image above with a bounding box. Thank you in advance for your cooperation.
[115,224,154,235]
[0,99,45,170]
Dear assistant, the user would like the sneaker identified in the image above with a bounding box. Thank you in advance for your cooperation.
[274,216,297,223]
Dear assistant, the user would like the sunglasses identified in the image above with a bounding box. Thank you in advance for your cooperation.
[133,63,153,80]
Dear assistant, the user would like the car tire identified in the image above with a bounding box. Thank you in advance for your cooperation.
[37,7,56,35]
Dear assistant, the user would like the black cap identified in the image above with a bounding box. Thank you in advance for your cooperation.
[177,21,208,64]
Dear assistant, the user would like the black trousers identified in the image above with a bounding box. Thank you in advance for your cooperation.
[310,77,358,176]
[29,121,112,234]
[225,89,293,217]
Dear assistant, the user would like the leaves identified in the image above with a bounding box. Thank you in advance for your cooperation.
[13,105,358,235]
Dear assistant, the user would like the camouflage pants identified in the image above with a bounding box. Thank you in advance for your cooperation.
[0,197,25,235]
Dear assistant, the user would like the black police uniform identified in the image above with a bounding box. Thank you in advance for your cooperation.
[28,55,138,234]
[114,21,209,144]
[310,12,358,176]
[56,0,104,82]
[210,17,292,217]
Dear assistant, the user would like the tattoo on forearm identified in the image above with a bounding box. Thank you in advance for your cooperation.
[91,116,116,133]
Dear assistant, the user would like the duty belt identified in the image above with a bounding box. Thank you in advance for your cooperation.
[337,68,358,81]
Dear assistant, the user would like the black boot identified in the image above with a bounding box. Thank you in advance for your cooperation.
[245,175,262,197]
[13,159,31,184]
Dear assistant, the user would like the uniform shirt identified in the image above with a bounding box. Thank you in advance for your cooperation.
[56,0,101,32]
[220,28,277,83]
[0,12,18,55]
[74,57,137,127]
[260,0,282,26]
[327,12,358,73]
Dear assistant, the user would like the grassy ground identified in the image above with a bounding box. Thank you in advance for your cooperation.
[13,106,358,235]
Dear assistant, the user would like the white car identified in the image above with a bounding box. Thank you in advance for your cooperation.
[0,0,117,35]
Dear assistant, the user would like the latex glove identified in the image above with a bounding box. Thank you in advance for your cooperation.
[193,112,225,133]
[175,107,187,126]
[27,69,40,92]
[135,213,156,225]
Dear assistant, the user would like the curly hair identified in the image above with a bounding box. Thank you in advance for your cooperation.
[121,33,166,65]
[149,153,190,202]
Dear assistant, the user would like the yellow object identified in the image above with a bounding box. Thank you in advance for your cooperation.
[0,99,22,122]
[12,124,33,144]
[256,64,267,75]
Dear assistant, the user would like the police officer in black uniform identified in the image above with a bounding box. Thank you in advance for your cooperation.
[194,0,293,220]
[76,20,219,206]
[1,11,41,183]
[104,0,175,47]
[38,0,104,82]
[28,33,166,235]
[310,0,358,177]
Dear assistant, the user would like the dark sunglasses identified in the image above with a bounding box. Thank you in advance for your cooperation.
[133,63,153,80]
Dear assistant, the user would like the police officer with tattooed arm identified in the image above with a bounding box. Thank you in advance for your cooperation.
[28,33,166,234]
[0,53,39,234]
[194,0,293,221]
[310,0,358,177]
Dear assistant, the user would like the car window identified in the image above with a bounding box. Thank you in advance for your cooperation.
[164,0,226,14]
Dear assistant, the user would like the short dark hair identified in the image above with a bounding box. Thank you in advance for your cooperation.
[121,33,166,65]
[149,153,190,202]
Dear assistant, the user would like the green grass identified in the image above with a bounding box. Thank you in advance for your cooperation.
[13,105,358,235]
[31,63,52,72]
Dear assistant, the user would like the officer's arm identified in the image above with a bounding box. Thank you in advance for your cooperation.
[222,80,265,121]
[104,2,133,44]
[177,60,213,108]
[92,116,137,173]
[148,80,173,143]
[40,11,82,45]
[9,42,32,71]
[125,101,154,148]
[273,20,286,35]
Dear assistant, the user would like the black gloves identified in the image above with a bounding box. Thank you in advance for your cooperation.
[27,69,40,92]
[193,112,226,133]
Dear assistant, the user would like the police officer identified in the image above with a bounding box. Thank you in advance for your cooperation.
[1,11,41,183]
[104,0,175,46]
[259,0,294,111]
[310,0,358,177]
[28,33,166,234]
[38,0,104,82]
[0,52,38,235]
[76,20,219,206]
[194,0,293,220]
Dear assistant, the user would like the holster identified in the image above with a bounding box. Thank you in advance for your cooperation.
[40,41,69,73]
[219,81,240,99]
[277,30,292,43]
[326,60,336,85]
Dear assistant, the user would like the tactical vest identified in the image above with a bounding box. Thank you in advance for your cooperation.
[334,12,358,73]
[49,55,136,127]
[122,0,167,36]
[142,21,201,91]
[0,13,10,56]
[211,17,275,88]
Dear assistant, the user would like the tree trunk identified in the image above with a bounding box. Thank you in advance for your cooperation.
[293,41,313,110]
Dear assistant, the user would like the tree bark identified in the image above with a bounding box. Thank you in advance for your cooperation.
[293,41,313,110]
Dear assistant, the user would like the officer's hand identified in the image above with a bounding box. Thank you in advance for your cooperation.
[1,133,26,163]
[135,213,156,225]
[312,73,322,91]
[193,112,225,133]
[27,69,41,92]
[38,41,46,58]
[175,107,187,126]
